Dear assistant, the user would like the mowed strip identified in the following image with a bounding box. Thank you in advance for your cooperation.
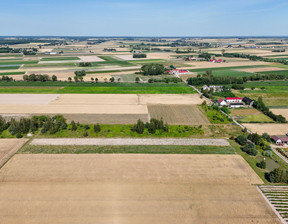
[0,154,280,224]
[30,138,229,146]
[148,105,210,125]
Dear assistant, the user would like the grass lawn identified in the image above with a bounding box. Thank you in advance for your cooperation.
[40,57,80,61]
[201,105,233,124]
[231,108,274,123]
[0,83,196,94]
[18,145,235,154]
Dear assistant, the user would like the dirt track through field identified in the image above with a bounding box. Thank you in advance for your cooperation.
[0,139,28,168]
[0,154,280,224]
[30,138,229,146]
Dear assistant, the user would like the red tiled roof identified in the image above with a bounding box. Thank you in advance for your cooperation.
[217,99,224,103]
[226,97,242,100]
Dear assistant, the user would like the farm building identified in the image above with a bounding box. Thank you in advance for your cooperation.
[210,59,224,63]
[189,57,206,61]
[217,99,227,106]
[229,103,244,108]
[167,69,190,75]
[202,85,223,92]
[44,52,57,55]
[226,97,242,103]
[242,97,254,106]
[271,136,288,145]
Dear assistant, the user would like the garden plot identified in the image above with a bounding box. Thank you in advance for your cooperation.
[148,105,210,125]
[0,154,280,224]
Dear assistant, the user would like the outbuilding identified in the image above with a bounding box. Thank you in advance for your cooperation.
[271,136,288,145]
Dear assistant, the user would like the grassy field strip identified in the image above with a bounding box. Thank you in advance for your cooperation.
[40,57,80,61]
[260,186,288,223]
[189,65,270,72]
[18,145,235,154]
[30,138,229,146]
[0,71,25,75]
[0,60,38,65]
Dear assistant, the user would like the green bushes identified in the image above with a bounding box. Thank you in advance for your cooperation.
[266,168,285,183]
[131,118,168,134]
[140,64,165,76]
[256,160,266,169]
[23,74,54,82]
[79,62,92,67]
[242,143,258,156]
[236,135,247,146]
[201,105,233,124]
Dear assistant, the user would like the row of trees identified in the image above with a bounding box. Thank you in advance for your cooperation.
[148,77,182,83]
[253,97,287,123]
[79,62,92,67]
[23,74,57,82]
[131,118,168,134]
[187,72,286,86]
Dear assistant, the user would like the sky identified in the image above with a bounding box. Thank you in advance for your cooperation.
[1,0,288,36]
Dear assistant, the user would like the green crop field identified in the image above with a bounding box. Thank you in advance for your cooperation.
[18,145,235,154]
[0,71,25,75]
[40,57,80,61]
[0,83,196,94]
[199,69,252,77]
[112,74,136,82]
[258,70,288,76]
[23,62,75,68]
[0,66,21,70]
[0,60,38,65]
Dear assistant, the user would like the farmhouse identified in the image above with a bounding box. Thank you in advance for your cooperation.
[167,69,190,75]
[44,52,57,55]
[217,99,227,106]
[243,97,254,106]
[271,136,288,145]
[189,57,206,61]
[226,97,242,103]
[210,59,224,63]
[229,103,244,108]
[202,85,223,92]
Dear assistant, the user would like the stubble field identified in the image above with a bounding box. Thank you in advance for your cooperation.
[0,154,280,224]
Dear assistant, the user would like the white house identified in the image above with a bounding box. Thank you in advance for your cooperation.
[225,97,242,103]
[217,99,227,106]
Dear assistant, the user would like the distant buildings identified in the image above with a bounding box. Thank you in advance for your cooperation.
[202,85,223,92]
[167,69,190,75]
[217,97,244,108]
[44,52,57,55]
[210,59,224,63]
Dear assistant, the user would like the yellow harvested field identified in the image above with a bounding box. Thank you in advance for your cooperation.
[0,139,28,168]
[271,109,288,120]
[0,154,280,224]
[148,105,210,125]
[0,94,203,123]
[243,123,288,135]
[237,67,286,73]
[139,94,204,105]
[186,60,270,69]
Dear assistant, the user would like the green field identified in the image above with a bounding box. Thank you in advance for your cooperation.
[0,60,38,65]
[23,62,75,68]
[202,69,252,77]
[40,57,80,61]
[238,114,274,123]
[0,83,196,94]
[18,145,235,154]
[0,71,25,75]
[0,66,21,70]
[258,70,288,76]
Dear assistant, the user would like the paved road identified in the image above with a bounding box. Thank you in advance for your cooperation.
[30,138,230,146]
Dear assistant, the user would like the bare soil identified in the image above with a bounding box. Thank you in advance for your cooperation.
[237,67,286,73]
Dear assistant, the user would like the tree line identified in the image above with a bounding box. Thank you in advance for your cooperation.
[23,74,57,82]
